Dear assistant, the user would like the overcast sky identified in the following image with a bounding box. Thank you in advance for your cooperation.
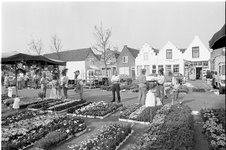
[1,2,225,55]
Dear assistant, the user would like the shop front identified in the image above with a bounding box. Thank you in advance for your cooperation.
[184,60,209,80]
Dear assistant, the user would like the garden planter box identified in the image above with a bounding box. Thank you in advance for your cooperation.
[69,101,123,119]
[68,107,121,119]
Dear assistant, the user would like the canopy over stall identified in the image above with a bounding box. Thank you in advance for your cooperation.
[209,24,225,50]
[1,51,66,96]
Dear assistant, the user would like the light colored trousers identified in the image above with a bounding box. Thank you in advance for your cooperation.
[138,83,147,105]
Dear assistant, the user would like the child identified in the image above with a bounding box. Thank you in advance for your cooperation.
[145,82,156,107]
[171,78,183,105]
[145,82,162,107]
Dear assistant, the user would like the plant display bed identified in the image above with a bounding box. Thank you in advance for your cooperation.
[46,99,86,113]
[119,104,161,125]
[200,107,225,149]
[68,101,123,119]
[2,114,87,150]
[128,104,195,150]
[1,110,47,126]
[68,123,133,150]
[27,99,65,111]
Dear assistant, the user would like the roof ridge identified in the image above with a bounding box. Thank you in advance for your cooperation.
[44,47,91,55]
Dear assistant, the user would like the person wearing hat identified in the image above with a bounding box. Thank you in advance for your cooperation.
[156,68,165,104]
[74,70,84,100]
[60,68,69,99]
[137,69,147,105]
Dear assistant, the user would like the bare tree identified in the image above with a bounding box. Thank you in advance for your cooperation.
[92,22,115,76]
[50,34,63,60]
[28,36,43,55]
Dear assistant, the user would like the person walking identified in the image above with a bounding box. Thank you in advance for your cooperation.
[156,68,165,104]
[74,70,84,100]
[111,71,121,103]
[60,68,69,99]
[137,69,147,105]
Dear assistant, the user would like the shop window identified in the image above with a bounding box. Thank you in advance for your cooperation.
[152,65,156,74]
[192,47,199,58]
[203,61,208,67]
[173,64,179,73]
[194,62,197,66]
[198,61,202,66]
[119,67,129,76]
[165,65,171,72]
[144,52,149,61]
[166,49,172,59]
[158,65,163,71]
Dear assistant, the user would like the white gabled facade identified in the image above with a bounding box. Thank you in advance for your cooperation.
[135,43,158,76]
[157,41,185,75]
[134,36,211,80]
[183,36,211,79]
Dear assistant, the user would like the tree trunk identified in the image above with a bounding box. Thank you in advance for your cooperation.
[104,62,108,77]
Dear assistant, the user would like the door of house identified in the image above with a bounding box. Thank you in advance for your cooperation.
[131,66,135,79]
[196,67,202,79]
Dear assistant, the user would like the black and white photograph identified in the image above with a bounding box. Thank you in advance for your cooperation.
[1,1,225,150]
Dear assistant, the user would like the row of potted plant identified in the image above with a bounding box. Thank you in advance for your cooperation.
[2,110,46,126]
[73,101,123,117]
[27,99,63,110]
[192,86,206,92]
[47,99,86,112]
[129,104,194,150]
[200,107,225,150]
[2,115,86,150]
[68,123,132,150]
[119,104,142,119]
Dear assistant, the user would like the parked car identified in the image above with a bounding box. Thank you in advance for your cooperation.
[146,73,158,81]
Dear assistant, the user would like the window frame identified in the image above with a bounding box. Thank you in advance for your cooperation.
[192,46,199,58]
[122,56,128,63]
[143,52,149,61]
[173,64,180,73]
[166,49,172,59]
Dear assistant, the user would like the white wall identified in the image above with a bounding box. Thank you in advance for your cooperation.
[66,61,86,80]
[183,36,211,61]
[157,41,185,74]
[135,43,158,76]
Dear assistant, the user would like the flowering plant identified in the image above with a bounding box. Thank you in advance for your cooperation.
[119,104,142,119]
[201,107,225,149]
[68,123,132,150]
[2,114,86,150]
[74,101,122,117]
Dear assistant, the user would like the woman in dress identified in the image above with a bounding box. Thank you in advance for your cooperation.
[145,82,163,107]
[49,75,60,99]
[74,70,84,100]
